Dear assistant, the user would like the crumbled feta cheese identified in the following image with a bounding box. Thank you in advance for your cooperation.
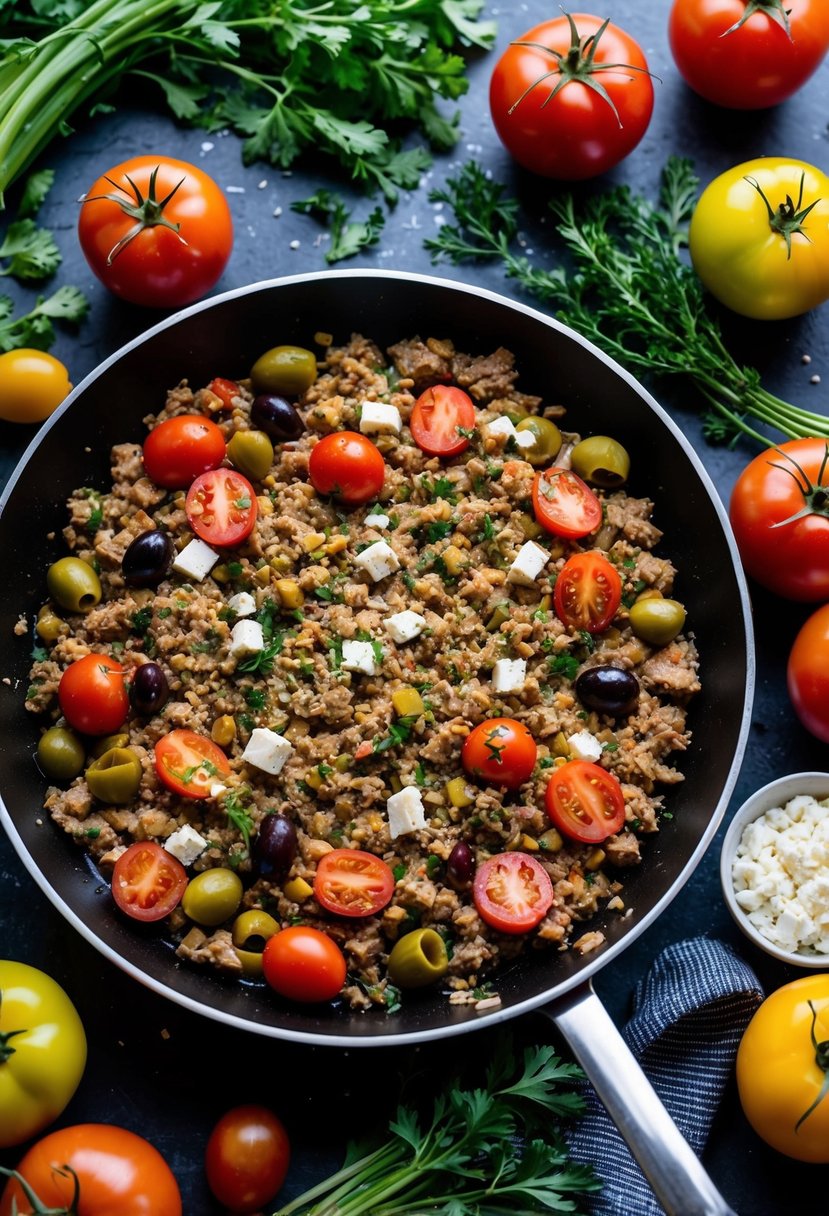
[386,610,426,644]
[360,402,402,436]
[172,538,220,582]
[567,730,603,763]
[486,416,517,440]
[364,511,390,529]
[386,786,427,838]
[341,639,378,675]
[514,428,536,450]
[164,825,208,867]
[209,782,227,799]
[241,727,293,775]
[229,619,264,659]
[492,658,526,694]
[507,540,549,587]
[227,591,257,617]
[354,540,400,582]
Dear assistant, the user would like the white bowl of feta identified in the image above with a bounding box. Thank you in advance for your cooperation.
[721,772,829,966]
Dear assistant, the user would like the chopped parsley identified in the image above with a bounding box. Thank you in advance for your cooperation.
[129,607,153,636]
[223,789,254,856]
[548,653,580,681]
[244,686,266,710]
[373,713,419,754]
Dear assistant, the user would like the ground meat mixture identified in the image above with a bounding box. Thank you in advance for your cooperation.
[24,333,699,1013]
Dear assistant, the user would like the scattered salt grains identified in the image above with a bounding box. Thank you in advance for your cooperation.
[226,185,245,194]
[811,375,822,385]
[802,354,812,364]
[273,207,282,218]
[200,141,214,153]
[257,180,267,189]
[289,239,301,250]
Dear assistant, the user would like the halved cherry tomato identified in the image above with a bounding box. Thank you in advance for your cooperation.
[554,551,622,633]
[58,654,128,736]
[205,1105,290,1213]
[185,469,257,548]
[308,431,385,505]
[142,414,226,489]
[207,377,241,409]
[313,849,395,918]
[545,760,625,843]
[154,729,231,799]
[410,385,476,457]
[462,717,537,789]
[111,841,187,922]
[532,467,602,538]
[473,852,554,933]
[262,927,346,1003]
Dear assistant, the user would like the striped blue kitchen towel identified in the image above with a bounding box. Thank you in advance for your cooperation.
[567,936,764,1216]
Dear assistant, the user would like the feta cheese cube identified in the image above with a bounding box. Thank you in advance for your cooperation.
[241,727,293,775]
[514,428,536,450]
[507,540,549,587]
[567,729,603,763]
[229,618,265,659]
[164,824,208,867]
[386,786,427,839]
[386,610,426,644]
[492,657,526,695]
[364,511,390,529]
[227,591,257,618]
[487,416,517,440]
[360,402,402,436]
[341,639,378,675]
[172,537,220,582]
[354,540,400,582]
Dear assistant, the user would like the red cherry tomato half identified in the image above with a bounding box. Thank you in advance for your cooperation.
[462,717,537,789]
[532,467,602,538]
[545,760,626,843]
[308,431,386,505]
[410,385,476,457]
[313,849,395,918]
[787,603,829,743]
[207,377,241,409]
[142,414,226,489]
[262,927,346,1003]
[205,1104,291,1214]
[554,551,622,634]
[185,469,257,548]
[473,852,554,933]
[111,840,188,922]
[154,729,232,799]
[58,653,128,736]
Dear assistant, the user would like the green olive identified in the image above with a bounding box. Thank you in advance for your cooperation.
[227,429,274,481]
[46,556,102,612]
[250,345,317,397]
[570,435,631,488]
[37,726,85,781]
[36,604,68,643]
[515,416,562,467]
[182,867,244,927]
[232,908,280,977]
[85,747,142,803]
[90,731,130,759]
[628,597,687,646]
[387,927,449,989]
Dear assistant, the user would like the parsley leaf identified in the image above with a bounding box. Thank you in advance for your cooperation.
[0,285,88,353]
[292,190,385,264]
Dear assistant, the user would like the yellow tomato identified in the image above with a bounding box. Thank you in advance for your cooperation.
[689,157,829,320]
[0,960,87,1147]
[737,973,829,1162]
[0,349,71,423]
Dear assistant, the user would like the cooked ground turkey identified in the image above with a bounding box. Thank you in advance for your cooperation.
[25,333,699,1013]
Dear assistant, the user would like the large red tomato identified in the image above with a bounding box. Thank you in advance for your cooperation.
[788,604,829,743]
[489,12,654,180]
[669,0,829,109]
[729,439,829,601]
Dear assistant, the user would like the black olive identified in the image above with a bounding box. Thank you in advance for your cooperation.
[129,662,169,716]
[122,529,175,588]
[574,665,640,718]
[447,840,474,886]
[256,813,298,875]
[250,394,304,443]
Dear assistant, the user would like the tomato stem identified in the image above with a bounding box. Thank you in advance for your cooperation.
[795,1000,829,1134]
[81,164,188,265]
[745,172,820,260]
[722,0,792,40]
[0,1164,80,1216]
[767,445,829,528]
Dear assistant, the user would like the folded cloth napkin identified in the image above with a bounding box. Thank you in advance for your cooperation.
[566,936,764,1216]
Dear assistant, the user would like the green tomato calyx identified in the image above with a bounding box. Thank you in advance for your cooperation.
[82,165,187,265]
[794,1000,829,1134]
[768,445,829,529]
[722,0,792,41]
[746,171,821,260]
[0,1165,80,1215]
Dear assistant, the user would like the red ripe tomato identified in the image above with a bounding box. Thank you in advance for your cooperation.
[532,467,602,538]
[545,760,626,843]
[729,439,829,601]
[462,717,537,789]
[185,469,257,548]
[111,841,188,922]
[669,0,829,109]
[262,927,346,1003]
[788,604,829,743]
[207,377,241,409]
[154,729,231,799]
[410,385,476,457]
[308,431,386,504]
[58,654,128,736]
[205,1105,290,1214]
[472,852,554,933]
[489,13,654,180]
[554,551,622,633]
[313,849,395,917]
[142,414,226,489]
[78,156,233,308]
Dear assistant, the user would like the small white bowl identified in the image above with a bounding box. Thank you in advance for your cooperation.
[720,772,829,967]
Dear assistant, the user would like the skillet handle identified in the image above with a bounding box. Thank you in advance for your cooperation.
[543,980,737,1216]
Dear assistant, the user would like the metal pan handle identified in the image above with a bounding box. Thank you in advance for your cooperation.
[542,981,737,1216]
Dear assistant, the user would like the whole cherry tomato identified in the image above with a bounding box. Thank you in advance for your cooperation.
[308,432,385,504]
[262,927,346,1003]
[787,604,829,743]
[205,1104,290,1213]
[142,414,226,489]
[462,717,537,789]
[58,654,128,736]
